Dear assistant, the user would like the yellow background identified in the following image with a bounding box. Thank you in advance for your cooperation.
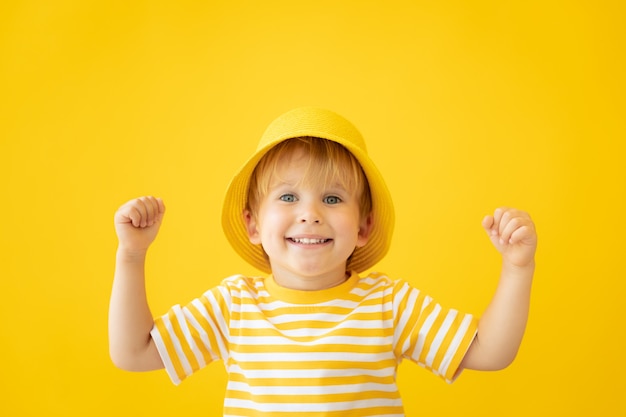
[2,1,624,415]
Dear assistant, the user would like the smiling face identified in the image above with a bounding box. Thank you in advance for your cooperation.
[244,138,373,290]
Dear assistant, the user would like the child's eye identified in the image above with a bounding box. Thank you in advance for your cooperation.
[279,194,297,202]
[323,196,341,204]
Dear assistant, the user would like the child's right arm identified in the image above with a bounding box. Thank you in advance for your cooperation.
[108,196,166,371]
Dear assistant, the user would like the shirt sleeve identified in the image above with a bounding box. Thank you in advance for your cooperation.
[150,285,231,385]
[392,280,478,383]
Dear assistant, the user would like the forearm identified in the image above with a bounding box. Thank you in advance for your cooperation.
[462,261,534,371]
[108,249,163,371]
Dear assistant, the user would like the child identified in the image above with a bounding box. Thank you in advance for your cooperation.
[109,107,536,416]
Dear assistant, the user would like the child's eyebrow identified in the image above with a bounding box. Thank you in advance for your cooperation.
[268,177,352,193]
[327,183,350,192]
[268,179,297,188]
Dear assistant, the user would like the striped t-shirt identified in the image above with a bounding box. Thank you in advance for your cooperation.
[150,271,478,416]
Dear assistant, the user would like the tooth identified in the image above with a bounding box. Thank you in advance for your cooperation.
[294,238,326,244]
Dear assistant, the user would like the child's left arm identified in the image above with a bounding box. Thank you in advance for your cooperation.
[461,207,537,371]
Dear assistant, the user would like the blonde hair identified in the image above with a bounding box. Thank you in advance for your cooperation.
[247,137,372,219]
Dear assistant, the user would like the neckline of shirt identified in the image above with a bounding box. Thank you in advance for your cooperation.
[263,271,360,304]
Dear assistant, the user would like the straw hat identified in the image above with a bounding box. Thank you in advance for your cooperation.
[221,107,394,273]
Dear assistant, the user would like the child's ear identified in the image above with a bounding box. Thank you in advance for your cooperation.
[243,210,261,244]
[356,212,374,248]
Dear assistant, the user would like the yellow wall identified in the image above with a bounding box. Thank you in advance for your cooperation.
[2,1,624,415]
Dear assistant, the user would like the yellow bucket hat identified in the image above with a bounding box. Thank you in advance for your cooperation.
[221,107,394,273]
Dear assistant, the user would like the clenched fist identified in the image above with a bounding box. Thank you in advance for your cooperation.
[482,207,537,268]
[114,196,166,254]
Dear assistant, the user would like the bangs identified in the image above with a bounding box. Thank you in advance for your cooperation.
[247,137,372,218]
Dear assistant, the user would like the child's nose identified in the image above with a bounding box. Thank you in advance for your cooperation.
[298,202,322,224]
[299,217,321,224]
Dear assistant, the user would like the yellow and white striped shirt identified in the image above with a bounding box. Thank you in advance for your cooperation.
[151,271,478,416]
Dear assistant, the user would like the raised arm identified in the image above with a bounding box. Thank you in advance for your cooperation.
[461,207,537,371]
[108,196,166,371]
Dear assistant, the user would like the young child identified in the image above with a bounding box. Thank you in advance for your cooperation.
[109,107,536,416]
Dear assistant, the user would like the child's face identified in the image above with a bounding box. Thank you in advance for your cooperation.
[244,147,372,289]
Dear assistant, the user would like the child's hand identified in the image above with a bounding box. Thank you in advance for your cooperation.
[114,196,165,254]
[482,207,537,268]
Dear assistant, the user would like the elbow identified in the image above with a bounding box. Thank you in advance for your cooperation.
[488,344,522,371]
[109,344,145,372]
[109,348,135,371]
[481,354,517,371]
[109,339,163,372]
[462,337,521,371]
[463,355,517,372]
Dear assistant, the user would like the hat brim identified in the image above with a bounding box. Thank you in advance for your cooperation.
[221,107,394,274]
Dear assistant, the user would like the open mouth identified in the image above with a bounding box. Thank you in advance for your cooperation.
[288,237,331,245]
